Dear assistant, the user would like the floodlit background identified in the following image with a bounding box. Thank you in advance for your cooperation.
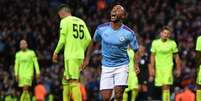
[0,0,201,100]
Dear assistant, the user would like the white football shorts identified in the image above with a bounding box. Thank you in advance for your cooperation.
[100,64,128,90]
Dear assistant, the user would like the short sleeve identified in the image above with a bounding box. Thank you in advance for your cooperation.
[32,51,36,58]
[129,32,138,52]
[15,53,19,63]
[82,22,92,48]
[172,41,178,53]
[60,19,68,36]
[83,23,91,42]
[151,40,156,53]
[93,27,102,42]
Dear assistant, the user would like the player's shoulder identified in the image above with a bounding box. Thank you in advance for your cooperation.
[153,39,160,42]
[151,39,161,45]
[97,22,110,29]
[27,49,35,54]
[16,50,26,56]
[61,16,68,22]
[168,39,176,44]
[198,36,201,40]
[122,25,135,35]
[69,16,85,23]
[61,16,80,23]
[15,51,21,56]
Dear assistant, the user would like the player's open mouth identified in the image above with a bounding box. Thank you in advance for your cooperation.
[111,14,116,19]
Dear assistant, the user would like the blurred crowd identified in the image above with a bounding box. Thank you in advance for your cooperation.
[0,0,201,100]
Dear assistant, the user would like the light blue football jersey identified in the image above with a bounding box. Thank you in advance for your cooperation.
[93,22,138,67]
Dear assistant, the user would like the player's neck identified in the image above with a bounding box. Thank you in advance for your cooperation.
[161,38,168,42]
[61,13,71,19]
[111,22,122,30]
[21,49,28,52]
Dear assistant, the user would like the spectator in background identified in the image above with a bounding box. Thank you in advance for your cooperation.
[175,75,195,101]
[0,0,201,100]
[175,87,195,101]
[97,0,106,11]
[79,82,87,101]
[34,80,46,101]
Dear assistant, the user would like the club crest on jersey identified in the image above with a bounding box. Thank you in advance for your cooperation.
[103,33,108,37]
[119,36,125,42]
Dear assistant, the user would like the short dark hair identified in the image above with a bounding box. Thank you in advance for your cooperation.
[57,4,71,13]
[161,26,173,34]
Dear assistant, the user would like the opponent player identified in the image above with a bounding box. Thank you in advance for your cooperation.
[123,46,139,101]
[14,39,40,101]
[196,35,201,101]
[52,4,91,101]
[150,26,181,101]
[84,5,139,101]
